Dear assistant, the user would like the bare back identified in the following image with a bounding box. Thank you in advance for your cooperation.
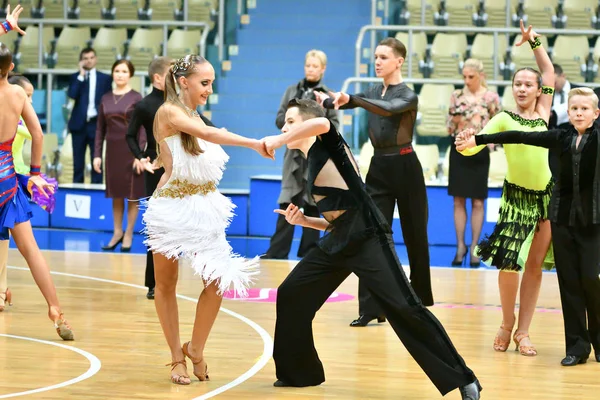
[0,82,27,142]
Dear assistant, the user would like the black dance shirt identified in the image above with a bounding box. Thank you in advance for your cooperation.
[308,121,391,254]
[324,82,418,148]
[475,125,600,226]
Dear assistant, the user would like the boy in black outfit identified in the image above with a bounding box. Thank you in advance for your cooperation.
[457,87,600,366]
[263,99,481,399]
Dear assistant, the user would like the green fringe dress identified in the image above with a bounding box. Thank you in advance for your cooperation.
[460,110,554,271]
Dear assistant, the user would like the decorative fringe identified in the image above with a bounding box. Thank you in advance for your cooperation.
[477,179,553,271]
[166,135,229,184]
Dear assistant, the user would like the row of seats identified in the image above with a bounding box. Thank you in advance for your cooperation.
[15,25,203,70]
[12,0,216,25]
[399,0,600,29]
[396,31,597,81]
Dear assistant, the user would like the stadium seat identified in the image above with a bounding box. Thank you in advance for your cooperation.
[395,31,427,78]
[15,25,55,70]
[54,26,92,69]
[149,0,178,20]
[416,83,455,137]
[405,0,436,26]
[127,28,164,69]
[552,35,589,81]
[509,35,549,73]
[93,27,128,70]
[445,0,479,27]
[430,33,467,79]
[562,0,596,29]
[167,29,203,59]
[470,33,509,81]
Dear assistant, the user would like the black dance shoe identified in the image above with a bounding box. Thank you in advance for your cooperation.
[349,315,386,327]
[273,380,292,387]
[101,236,123,251]
[146,288,155,300]
[459,379,482,400]
[561,354,588,366]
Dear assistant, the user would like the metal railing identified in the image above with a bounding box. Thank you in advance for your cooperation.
[355,24,600,81]
[22,68,150,134]
[338,76,600,148]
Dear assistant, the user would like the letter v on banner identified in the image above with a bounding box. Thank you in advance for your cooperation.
[65,194,91,219]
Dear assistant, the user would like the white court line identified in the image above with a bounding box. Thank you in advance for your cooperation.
[8,266,274,399]
[0,333,101,399]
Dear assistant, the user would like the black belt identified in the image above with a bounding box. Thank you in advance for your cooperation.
[373,144,414,156]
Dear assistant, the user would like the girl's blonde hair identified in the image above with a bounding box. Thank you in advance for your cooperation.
[463,58,487,88]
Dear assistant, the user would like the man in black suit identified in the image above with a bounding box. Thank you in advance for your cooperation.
[548,63,580,178]
[125,57,171,300]
[67,47,113,183]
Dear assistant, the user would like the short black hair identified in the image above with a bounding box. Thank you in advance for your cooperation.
[79,47,96,60]
[286,98,326,120]
[553,63,564,76]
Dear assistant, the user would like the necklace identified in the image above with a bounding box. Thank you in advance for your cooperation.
[183,104,200,118]
[113,93,125,104]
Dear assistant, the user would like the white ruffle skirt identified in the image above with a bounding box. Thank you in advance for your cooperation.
[142,190,259,297]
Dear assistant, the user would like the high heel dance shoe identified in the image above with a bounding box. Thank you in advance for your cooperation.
[460,379,482,400]
[451,247,468,266]
[0,288,12,311]
[513,331,537,356]
[101,235,123,251]
[493,317,514,352]
[182,341,209,381]
[166,359,191,385]
[349,314,386,327]
[49,308,74,341]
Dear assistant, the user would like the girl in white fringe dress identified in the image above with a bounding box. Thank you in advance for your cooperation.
[142,55,273,385]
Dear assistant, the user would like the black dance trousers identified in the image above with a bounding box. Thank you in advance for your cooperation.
[552,222,600,357]
[265,192,320,259]
[273,234,475,394]
[144,167,164,289]
[359,150,434,313]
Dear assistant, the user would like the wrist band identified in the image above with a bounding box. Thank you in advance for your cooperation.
[2,21,13,33]
[528,37,542,50]
[541,86,554,95]
[30,165,41,175]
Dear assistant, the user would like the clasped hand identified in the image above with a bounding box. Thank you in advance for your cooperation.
[274,203,306,226]
[454,128,477,151]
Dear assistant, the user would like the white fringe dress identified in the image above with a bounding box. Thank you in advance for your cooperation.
[142,134,259,296]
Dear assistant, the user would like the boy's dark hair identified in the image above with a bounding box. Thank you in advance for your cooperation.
[8,72,31,88]
[79,47,96,60]
[378,37,407,59]
[0,43,13,78]
[148,56,172,82]
[287,98,326,120]
[553,63,564,76]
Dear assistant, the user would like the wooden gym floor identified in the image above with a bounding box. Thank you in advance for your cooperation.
[0,249,598,399]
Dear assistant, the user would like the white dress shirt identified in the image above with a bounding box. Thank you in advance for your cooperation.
[77,68,98,121]
[552,80,571,126]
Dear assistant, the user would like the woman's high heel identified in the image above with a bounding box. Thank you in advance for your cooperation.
[101,236,123,251]
[513,331,537,356]
[182,341,209,381]
[0,288,12,311]
[166,359,191,385]
[49,307,74,341]
[451,247,468,266]
[493,316,515,352]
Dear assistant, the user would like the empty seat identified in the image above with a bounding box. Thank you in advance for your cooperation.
[73,0,104,20]
[405,0,435,26]
[509,35,549,73]
[483,0,520,27]
[42,0,66,18]
[127,28,163,70]
[113,0,142,20]
[416,83,455,137]
[150,0,177,20]
[563,0,596,29]
[430,33,467,79]
[445,0,479,27]
[188,0,216,30]
[15,25,55,70]
[521,0,557,29]
[167,29,202,59]
[395,31,427,78]
[54,26,92,69]
[93,27,127,70]
[552,35,589,81]
[470,33,509,80]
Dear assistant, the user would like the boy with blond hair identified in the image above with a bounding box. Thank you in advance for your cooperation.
[457,87,600,367]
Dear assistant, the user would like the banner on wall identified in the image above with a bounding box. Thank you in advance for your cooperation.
[64,194,91,220]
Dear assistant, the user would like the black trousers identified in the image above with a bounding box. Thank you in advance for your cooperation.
[71,119,103,184]
[552,222,600,357]
[358,150,434,313]
[144,166,164,289]
[265,192,320,259]
[273,234,475,394]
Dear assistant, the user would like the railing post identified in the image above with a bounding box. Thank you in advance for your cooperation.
[46,72,53,134]
[37,20,43,88]
[163,24,168,56]
[218,0,225,61]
